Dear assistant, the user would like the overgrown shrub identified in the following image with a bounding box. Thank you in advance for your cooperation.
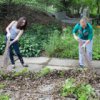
[61,78,96,100]
[19,35,41,57]
[0,23,61,57]
[20,23,61,57]
[92,28,100,60]
[43,27,78,58]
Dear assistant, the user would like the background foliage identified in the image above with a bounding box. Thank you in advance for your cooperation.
[0,0,100,59]
[0,24,100,60]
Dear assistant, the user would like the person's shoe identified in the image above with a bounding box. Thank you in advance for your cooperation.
[79,65,84,68]
[22,64,28,67]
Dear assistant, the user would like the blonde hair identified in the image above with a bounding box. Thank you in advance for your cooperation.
[80,16,89,23]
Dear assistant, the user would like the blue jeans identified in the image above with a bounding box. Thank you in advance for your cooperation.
[9,39,24,65]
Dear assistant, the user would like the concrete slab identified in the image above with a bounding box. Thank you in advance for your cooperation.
[47,65,74,70]
[0,55,100,71]
[48,58,78,67]
[16,57,50,65]
[15,63,44,72]
[92,60,100,68]
[28,64,44,72]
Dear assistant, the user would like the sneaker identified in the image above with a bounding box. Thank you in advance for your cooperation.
[79,65,84,68]
[22,64,28,67]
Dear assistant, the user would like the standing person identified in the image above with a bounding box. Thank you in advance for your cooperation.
[6,17,28,68]
[72,17,93,67]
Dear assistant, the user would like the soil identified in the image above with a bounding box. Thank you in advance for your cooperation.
[0,69,100,100]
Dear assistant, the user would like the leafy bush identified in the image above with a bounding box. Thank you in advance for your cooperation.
[93,28,100,60]
[19,35,41,57]
[0,23,61,57]
[19,23,61,57]
[43,27,78,58]
[61,78,96,100]
[43,26,100,59]
[0,94,9,100]
[43,30,62,57]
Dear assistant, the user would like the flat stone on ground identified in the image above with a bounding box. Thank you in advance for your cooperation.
[92,60,100,68]
[47,66,74,70]
[48,58,78,67]
[15,63,44,72]
[16,57,50,64]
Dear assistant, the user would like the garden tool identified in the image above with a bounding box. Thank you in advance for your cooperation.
[81,45,92,68]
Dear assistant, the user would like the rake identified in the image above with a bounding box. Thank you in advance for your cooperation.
[3,37,10,70]
[81,47,92,69]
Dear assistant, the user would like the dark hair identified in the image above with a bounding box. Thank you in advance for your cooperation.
[17,17,27,30]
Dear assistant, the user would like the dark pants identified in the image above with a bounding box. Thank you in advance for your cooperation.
[9,39,24,65]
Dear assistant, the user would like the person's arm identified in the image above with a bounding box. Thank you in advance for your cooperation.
[82,24,93,48]
[73,34,79,41]
[10,30,24,45]
[6,21,16,37]
[86,24,93,44]
[72,24,79,41]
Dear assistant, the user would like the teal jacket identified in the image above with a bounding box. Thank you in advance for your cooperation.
[72,23,93,41]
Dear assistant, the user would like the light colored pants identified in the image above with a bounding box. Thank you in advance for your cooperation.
[79,39,93,66]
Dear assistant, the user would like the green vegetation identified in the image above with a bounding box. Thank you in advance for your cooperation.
[44,26,100,60]
[0,83,6,89]
[1,0,99,15]
[0,0,99,59]
[0,35,5,55]
[0,67,51,80]
[19,23,60,57]
[0,94,9,100]
[61,78,96,100]
[0,68,99,99]
[37,67,52,77]
[0,24,100,60]
[93,28,100,60]
[0,68,28,80]
[13,68,28,77]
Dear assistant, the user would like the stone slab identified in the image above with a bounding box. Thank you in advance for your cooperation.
[16,57,50,65]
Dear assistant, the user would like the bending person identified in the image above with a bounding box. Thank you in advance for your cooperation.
[72,17,93,67]
[6,17,28,68]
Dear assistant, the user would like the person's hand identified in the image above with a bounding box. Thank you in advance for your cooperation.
[7,33,11,39]
[82,43,86,48]
[9,41,14,47]
[79,40,83,46]
[74,35,79,41]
